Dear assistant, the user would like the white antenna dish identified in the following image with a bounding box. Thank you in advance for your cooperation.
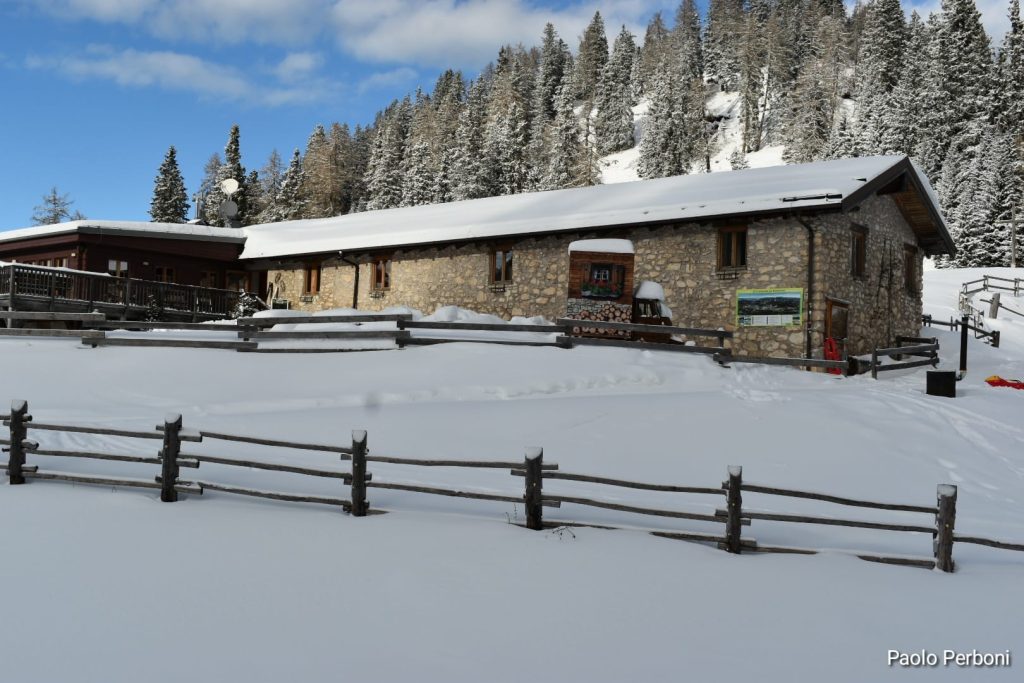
[219,178,239,196]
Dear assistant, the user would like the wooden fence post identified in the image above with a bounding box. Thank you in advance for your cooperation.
[160,413,182,502]
[959,314,969,378]
[7,400,30,485]
[988,292,1001,319]
[871,347,879,380]
[935,484,957,572]
[524,448,544,530]
[725,466,743,554]
[350,430,368,516]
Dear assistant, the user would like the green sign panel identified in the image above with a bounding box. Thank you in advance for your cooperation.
[736,288,804,327]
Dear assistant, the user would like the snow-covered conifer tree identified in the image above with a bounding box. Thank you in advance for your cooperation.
[149,146,189,223]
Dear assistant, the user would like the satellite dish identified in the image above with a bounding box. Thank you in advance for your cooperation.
[219,178,239,196]
[219,200,239,220]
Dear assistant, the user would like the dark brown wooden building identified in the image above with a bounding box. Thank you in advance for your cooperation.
[0,220,248,289]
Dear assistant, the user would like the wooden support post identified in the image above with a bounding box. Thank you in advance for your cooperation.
[725,466,743,554]
[524,447,544,530]
[350,430,368,516]
[958,314,969,379]
[7,400,30,485]
[988,292,1001,319]
[934,484,957,573]
[160,413,182,502]
[871,348,879,380]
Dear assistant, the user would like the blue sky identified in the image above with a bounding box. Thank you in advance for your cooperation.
[0,1,1011,230]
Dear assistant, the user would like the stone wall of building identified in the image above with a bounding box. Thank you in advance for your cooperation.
[813,194,924,356]
[261,192,924,358]
[629,218,810,356]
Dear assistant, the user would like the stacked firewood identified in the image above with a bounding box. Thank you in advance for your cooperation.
[567,305,631,338]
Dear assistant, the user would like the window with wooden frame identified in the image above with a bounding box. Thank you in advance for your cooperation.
[718,225,748,269]
[850,226,867,278]
[155,266,175,283]
[199,271,218,288]
[581,263,626,299]
[490,248,513,285]
[303,262,321,295]
[903,244,918,294]
[107,259,129,277]
[372,258,391,291]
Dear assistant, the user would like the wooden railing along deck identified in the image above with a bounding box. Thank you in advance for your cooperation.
[0,264,241,321]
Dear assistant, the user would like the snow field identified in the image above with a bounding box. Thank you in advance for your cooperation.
[0,268,1022,682]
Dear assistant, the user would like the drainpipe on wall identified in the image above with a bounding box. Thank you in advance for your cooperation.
[794,215,816,361]
[339,252,359,309]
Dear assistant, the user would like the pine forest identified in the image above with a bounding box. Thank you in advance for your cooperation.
[149,0,1024,269]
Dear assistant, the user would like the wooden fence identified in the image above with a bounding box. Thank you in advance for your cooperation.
[957,275,1019,345]
[870,336,940,379]
[5,398,1024,574]
[0,311,954,381]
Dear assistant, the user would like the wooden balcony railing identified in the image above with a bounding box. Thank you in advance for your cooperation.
[0,264,241,319]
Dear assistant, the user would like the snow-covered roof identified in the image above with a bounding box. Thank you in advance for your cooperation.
[0,220,246,245]
[241,155,954,260]
[569,239,634,254]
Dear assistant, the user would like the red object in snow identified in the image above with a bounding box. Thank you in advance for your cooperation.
[824,337,843,375]
[986,375,1024,390]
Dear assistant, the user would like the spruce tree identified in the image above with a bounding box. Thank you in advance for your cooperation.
[203,125,249,225]
[543,77,586,189]
[267,149,307,222]
[595,26,637,155]
[637,12,669,95]
[575,12,609,101]
[453,80,494,200]
[704,0,745,91]
[857,0,908,154]
[149,146,189,223]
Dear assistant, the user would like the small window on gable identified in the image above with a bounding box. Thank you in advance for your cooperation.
[851,226,867,278]
[904,244,918,294]
[303,262,321,295]
[718,225,747,269]
[373,258,391,291]
[491,248,513,284]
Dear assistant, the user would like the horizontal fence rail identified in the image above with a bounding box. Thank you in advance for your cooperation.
[5,398,1024,574]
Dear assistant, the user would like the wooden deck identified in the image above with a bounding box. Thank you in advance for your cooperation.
[0,264,241,323]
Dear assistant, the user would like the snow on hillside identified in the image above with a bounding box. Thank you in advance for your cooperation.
[1,268,1023,682]
[601,90,786,185]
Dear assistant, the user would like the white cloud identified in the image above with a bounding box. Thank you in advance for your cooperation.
[330,0,673,68]
[36,0,674,66]
[37,0,158,23]
[274,52,324,82]
[25,47,337,106]
[357,66,418,93]
[36,0,334,45]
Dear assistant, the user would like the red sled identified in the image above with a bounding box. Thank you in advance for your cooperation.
[986,375,1024,390]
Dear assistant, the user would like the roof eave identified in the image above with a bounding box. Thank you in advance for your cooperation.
[840,156,956,257]
[239,202,846,261]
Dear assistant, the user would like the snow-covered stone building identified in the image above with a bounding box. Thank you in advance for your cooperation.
[0,156,955,356]
[240,155,953,357]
